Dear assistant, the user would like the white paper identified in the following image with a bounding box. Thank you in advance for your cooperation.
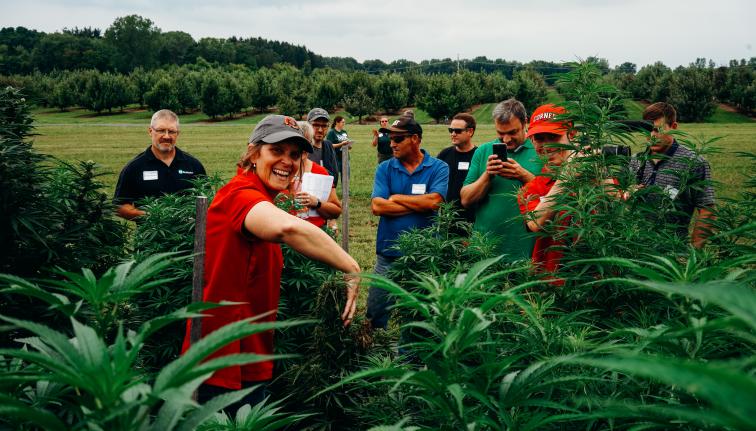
[301,172,334,217]
[411,183,427,195]
[457,161,470,170]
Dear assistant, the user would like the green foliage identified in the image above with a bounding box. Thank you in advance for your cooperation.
[668,64,718,122]
[249,68,278,112]
[376,73,410,113]
[342,86,376,124]
[512,68,549,113]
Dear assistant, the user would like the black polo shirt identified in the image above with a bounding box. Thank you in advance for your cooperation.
[113,146,206,206]
[437,145,478,225]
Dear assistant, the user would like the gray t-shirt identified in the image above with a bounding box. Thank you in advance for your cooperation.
[310,145,323,166]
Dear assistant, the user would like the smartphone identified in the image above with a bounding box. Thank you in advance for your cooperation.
[492,143,508,162]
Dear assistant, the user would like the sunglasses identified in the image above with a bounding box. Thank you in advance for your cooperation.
[448,128,468,134]
[390,134,413,143]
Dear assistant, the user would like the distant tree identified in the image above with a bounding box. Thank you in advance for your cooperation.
[615,62,637,74]
[249,68,278,112]
[200,71,229,119]
[668,65,717,122]
[223,73,246,118]
[128,67,157,108]
[342,86,376,124]
[376,73,409,113]
[631,62,671,101]
[403,70,427,107]
[157,31,196,66]
[482,72,515,103]
[195,37,236,65]
[104,15,160,72]
[417,74,455,123]
[31,32,112,72]
[512,68,548,112]
[49,73,78,111]
[311,70,343,111]
[144,77,181,113]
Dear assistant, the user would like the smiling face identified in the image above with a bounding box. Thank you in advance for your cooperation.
[251,141,303,191]
[149,117,180,154]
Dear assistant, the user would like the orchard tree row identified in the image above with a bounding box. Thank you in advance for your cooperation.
[4,57,752,123]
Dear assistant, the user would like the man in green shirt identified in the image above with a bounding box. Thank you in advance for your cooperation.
[460,98,544,261]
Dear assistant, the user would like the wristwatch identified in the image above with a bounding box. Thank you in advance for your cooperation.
[315,199,322,209]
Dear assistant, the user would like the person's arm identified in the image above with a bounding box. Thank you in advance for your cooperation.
[371,197,413,216]
[691,207,715,249]
[371,130,378,147]
[389,193,444,213]
[461,154,504,207]
[116,203,145,220]
[524,181,564,232]
[244,201,360,325]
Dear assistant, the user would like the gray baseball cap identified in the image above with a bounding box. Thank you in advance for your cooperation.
[307,107,330,122]
[249,115,313,153]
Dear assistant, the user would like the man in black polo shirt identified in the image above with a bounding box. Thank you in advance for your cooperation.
[630,102,715,248]
[437,112,478,231]
[113,109,206,220]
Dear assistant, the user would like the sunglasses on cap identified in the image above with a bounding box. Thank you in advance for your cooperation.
[390,134,414,143]
[448,127,469,134]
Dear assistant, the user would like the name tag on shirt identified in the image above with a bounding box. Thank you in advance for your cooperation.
[143,171,158,181]
[457,161,470,170]
[411,184,426,195]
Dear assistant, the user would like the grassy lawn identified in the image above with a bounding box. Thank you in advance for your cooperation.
[32,110,756,273]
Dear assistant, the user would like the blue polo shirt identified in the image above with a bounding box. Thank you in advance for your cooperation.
[372,149,449,257]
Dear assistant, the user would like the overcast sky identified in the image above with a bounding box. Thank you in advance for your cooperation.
[3,0,754,69]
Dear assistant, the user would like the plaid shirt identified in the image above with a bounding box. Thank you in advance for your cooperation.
[630,141,715,235]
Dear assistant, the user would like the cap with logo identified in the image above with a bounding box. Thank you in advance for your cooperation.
[249,115,313,153]
[387,111,423,137]
[307,107,330,123]
[526,104,570,138]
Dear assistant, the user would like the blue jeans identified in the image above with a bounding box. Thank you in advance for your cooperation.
[366,254,397,329]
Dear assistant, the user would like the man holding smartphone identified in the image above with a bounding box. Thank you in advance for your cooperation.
[460,98,543,261]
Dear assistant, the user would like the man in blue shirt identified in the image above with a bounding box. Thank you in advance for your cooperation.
[367,111,449,329]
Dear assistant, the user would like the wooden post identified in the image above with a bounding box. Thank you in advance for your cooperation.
[190,195,208,345]
[340,147,350,252]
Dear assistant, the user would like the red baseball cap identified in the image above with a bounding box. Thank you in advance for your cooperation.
[526,104,570,138]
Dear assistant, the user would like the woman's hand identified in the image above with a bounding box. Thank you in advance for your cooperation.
[295,191,318,208]
[342,274,360,327]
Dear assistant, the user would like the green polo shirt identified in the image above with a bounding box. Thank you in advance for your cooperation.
[463,139,544,261]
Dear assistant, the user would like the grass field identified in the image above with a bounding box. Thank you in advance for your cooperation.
[32,109,756,272]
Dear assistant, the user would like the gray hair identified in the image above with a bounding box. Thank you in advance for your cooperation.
[297,121,314,144]
[150,109,180,129]
[492,98,527,126]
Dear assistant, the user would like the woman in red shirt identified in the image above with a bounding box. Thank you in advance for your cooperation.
[182,115,359,410]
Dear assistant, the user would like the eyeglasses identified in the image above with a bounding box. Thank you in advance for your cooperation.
[448,128,468,134]
[152,128,178,136]
[390,134,412,143]
[380,120,389,123]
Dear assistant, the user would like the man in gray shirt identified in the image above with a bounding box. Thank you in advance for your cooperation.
[630,102,715,248]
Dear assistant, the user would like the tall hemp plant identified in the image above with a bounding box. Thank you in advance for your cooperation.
[0,253,311,431]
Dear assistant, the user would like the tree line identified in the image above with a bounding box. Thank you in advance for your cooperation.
[3,56,753,123]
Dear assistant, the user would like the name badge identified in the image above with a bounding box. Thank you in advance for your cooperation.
[411,184,426,195]
[458,161,470,170]
[143,171,158,181]
[664,185,680,200]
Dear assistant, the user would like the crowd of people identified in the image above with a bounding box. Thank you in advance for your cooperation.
[113,99,715,408]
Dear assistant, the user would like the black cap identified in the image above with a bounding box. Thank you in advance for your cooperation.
[307,108,330,122]
[387,111,422,137]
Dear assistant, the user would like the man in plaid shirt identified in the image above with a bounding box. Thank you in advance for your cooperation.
[630,102,715,248]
